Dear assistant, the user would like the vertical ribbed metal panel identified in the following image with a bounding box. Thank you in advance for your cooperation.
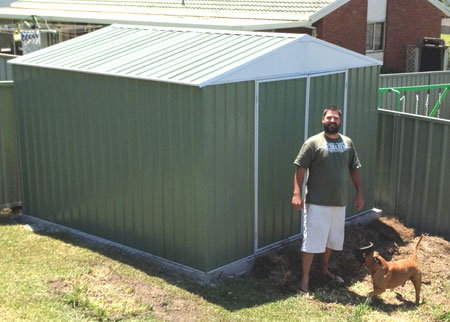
[379,72,429,114]
[0,81,21,208]
[0,55,15,81]
[307,73,345,136]
[257,78,306,248]
[346,66,380,215]
[203,81,255,271]
[13,65,209,270]
[376,110,450,239]
[429,72,450,119]
[379,71,450,118]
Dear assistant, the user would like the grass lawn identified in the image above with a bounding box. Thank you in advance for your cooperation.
[0,214,449,322]
[441,34,450,46]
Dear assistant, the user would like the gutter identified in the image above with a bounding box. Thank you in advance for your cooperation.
[0,7,313,31]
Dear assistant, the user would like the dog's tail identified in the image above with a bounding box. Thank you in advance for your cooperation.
[412,235,424,262]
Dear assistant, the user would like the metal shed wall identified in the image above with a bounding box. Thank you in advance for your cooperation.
[257,78,306,249]
[0,81,21,208]
[0,54,15,81]
[379,71,450,119]
[11,63,380,274]
[307,72,345,136]
[13,65,209,271]
[376,109,450,238]
[202,82,255,271]
[346,66,380,215]
[254,66,379,252]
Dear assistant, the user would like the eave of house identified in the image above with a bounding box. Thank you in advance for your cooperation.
[428,0,450,17]
[0,0,355,30]
[0,7,314,30]
[310,0,350,23]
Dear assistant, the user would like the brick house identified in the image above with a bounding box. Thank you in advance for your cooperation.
[382,0,449,71]
[274,0,450,72]
[0,0,449,70]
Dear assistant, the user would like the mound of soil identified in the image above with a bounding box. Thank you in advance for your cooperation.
[252,216,450,305]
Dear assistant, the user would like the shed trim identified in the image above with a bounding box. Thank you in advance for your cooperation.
[253,71,348,253]
[254,80,260,254]
[343,70,349,135]
[305,77,311,142]
[204,35,381,87]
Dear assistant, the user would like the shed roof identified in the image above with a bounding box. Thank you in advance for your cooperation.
[9,24,380,87]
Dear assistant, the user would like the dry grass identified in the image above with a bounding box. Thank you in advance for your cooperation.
[48,264,211,322]
[252,217,450,320]
[1,211,449,321]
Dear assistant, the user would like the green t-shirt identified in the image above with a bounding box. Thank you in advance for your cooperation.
[294,132,361,206]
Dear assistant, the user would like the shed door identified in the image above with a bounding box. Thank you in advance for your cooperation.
[257,78,306,249]
[257,72,346,250]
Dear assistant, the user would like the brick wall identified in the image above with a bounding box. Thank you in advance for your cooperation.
[385,0,444,71]
[272,0,367,54]
[314,0,368,55]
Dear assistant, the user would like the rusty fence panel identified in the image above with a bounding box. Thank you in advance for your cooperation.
[0,81,21,208]
[375,109,450,239]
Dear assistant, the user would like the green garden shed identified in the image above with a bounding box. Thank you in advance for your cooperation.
[9,24,381,280]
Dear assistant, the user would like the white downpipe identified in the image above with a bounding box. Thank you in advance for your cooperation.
[254,81,260,253]
[305,77,311,141]
[301,76,312,235]
[343,70,349,135]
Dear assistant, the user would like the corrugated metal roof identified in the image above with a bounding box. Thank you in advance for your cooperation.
[10,24,380,86]
[10,25,301,86]
[11,0,336,17]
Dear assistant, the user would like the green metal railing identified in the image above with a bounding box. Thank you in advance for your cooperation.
[378,84,450,117]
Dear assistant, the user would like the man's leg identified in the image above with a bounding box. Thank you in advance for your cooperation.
[301,252,315,292]
[319,247,344,284]
[319,247,332,277]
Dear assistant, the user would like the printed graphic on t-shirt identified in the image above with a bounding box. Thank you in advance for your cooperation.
[318,142,350,153]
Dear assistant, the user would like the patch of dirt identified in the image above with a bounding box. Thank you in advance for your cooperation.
[252,216,450,308]
[49,265,205,322]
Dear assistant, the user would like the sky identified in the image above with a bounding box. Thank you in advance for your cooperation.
[0,0,15,7]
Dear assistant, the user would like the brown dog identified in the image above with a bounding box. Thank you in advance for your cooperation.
[355,235,423,305]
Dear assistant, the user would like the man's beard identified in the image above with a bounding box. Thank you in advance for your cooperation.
[323,123,340,134]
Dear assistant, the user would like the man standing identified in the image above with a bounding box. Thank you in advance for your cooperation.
[292,106,364,296]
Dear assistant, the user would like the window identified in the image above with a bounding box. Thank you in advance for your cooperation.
[366,22,384,51]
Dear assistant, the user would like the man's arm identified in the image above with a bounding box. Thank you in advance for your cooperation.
[350,168,364,211]
[292,166,306,210]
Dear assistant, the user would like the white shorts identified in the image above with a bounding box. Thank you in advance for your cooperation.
[301,204,346,253]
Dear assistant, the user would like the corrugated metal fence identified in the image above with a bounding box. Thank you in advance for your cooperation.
[0,81,21,208]
[375,109,450,239]
[379,71,450,119]
[0,54,16,81]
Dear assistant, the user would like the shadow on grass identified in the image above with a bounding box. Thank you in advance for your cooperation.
[6,215,420,312]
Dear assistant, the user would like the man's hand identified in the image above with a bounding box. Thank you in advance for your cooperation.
[350,168,364,211]
[292,166,306,211]
[354,191,364,211]
[292,194,304,211]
